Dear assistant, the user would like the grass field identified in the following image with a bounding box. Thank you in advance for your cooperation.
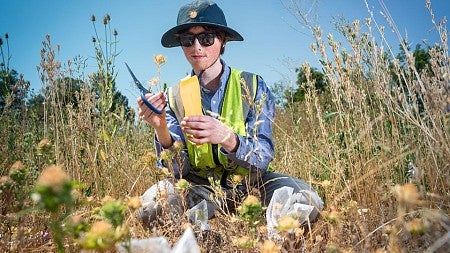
[0,2,449,252]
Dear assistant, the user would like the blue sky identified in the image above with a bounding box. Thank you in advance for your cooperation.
[1,0,448,104]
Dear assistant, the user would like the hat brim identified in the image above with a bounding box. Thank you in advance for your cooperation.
[161,22,243,48]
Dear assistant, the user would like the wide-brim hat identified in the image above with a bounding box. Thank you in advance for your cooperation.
[161,0,243,48]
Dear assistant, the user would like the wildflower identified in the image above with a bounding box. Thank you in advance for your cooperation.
[233,236,253,249]
[0,176,12,190]
[175,179,190,191]
[392,183,420,208]
[260,240,281,253]
[81,220,116,250]
[99,200,126,227]
[9,161,25,181]
[101,195,114,203]
[237,195,263,223]
[160,149,173,161]
[243,195,259,206]
[127,196,141,209]
[406,218,429,235]
[37,138,52,151]
[315,235,324,243]
[294,227,305,238]
[323,210,340,224]
[277,215,300,232]
[173,140,184,152]
[321,180,331,187]
[149,77,159,86]
[36,165,69,192]
[34,165,73,213]
[142,151,157,165]
[154,54,167,65]
[160,167,170,176]
[103,14,111,25]
[231,174,244,185]
[71,189,82,203]
[156,188,168,201]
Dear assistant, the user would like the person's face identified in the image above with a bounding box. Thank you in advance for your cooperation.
[180,26,222,73]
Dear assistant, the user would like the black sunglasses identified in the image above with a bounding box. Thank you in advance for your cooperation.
[179,32,217,47]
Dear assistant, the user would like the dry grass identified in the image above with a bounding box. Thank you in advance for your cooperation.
[1,2,449,252]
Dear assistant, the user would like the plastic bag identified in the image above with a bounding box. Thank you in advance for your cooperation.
[116,237,170,253]
[186,199,210,231]
[116,227,200,253]
[266,186,314,239]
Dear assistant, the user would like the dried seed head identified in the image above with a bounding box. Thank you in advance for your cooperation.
[149,77,159,86]
[175,179,190,191]
[393,183,420,208]
[243,195,260,206]
[173,140,184,152]
[127,196,142,209]
[4,33,8,39]
[156,189,168,200]
[103,14,111,25]
[0,176,11,186]
[9,161,25,174]
[0,38,3,46]
[113,29,118,36]
[260,240,281,253]
[91,15,96,22]
[36,165,70,191]
[92,37,96,43]
[90,220,113,235]
[277,215,300,232]
[154,54,167,65]
[234,236,253,249]
[406,218,429,235]
[37,138,52,149]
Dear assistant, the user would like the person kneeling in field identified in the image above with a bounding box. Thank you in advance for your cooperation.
[135,0,323,226]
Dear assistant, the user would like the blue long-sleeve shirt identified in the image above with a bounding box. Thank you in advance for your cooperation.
[155,60,275,176]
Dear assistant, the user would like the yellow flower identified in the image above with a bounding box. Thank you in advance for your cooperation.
[260,240,281,253]
[36,165,69,191]
[154,54,167,65]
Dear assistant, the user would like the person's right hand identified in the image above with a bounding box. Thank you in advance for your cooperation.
[137,91,167,129]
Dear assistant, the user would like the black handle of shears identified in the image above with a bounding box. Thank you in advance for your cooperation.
[140,90,164,115]
[125,62,164,115]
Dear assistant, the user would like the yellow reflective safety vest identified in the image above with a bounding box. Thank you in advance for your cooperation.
[168,69,257,177]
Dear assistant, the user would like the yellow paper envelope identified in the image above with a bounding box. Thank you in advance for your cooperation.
[179,75,203,116]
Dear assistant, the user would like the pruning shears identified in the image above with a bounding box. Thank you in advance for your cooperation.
[125,62,165,114]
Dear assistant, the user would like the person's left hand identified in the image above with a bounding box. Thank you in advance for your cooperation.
[180,115,238,152]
